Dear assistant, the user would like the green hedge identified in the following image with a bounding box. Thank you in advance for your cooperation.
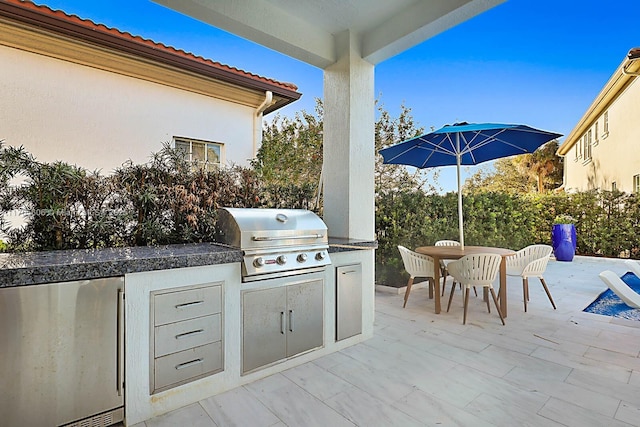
[3,143,639,283]
[376,190,640,286]
[0,143,316,252]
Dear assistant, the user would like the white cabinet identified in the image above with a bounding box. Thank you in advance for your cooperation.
[242,278,323,374]
[150,282,223,393]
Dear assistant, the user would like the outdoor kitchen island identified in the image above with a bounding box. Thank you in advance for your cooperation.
[0,238,376,426]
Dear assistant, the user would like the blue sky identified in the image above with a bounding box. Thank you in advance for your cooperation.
[34,0,640,192]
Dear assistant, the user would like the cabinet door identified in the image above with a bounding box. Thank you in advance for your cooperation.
[242,287,287,373]
[336,264,362,341]
[286,279,323,357]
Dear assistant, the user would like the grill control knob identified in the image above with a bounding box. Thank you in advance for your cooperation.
[315,251,326,261]
[253,257,265,268]
[297,253,308,263]
[276,255,287,265]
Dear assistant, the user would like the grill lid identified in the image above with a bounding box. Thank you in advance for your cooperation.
[217,208,330,281]
[216,208,328,250]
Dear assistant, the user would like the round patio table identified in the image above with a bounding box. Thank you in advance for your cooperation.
[415,245,515,317]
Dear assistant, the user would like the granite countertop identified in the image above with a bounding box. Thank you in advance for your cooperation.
[328,238,378,252]
[0,239,377,288]
[0,243,242,287]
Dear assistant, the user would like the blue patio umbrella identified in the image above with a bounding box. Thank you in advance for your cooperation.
[379,122,562,249]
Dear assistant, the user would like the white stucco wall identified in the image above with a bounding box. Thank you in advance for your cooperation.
[0,44,257,173]
[564,78,640,193]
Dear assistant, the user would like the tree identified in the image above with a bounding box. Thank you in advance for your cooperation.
[464,158,531,194]
[521,139,563,192]
[255,99,439,196]
[252,100,324,188]
[374,102,439,195]
[464,140,562,194]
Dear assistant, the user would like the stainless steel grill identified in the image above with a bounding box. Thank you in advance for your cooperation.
[216,208,331,282]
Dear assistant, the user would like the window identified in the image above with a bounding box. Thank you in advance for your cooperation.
[574,144,579,161]
[634,174,640,194]
[583,134,591,162]
[174,137,223,171]
[603,111,609,138]
[576,137,582,159]
[593,121,599,145]
[612,181,617,191]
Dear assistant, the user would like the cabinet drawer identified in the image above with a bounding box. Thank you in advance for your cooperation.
[155,314,221,357]
[154,285,221,325]
[154,342,223,391]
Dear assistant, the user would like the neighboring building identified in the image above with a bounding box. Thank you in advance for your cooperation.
[0,0,301,173]
[557,48,640,193]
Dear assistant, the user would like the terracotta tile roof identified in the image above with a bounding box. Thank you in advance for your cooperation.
[0,0,300,98]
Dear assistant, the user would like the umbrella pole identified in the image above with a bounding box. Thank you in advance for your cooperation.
[456,133,464,250]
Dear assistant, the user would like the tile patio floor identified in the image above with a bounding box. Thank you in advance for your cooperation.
[132,256,640,427]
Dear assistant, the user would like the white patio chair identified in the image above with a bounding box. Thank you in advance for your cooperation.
[599,270,640,309]
[506,244,556,312]
[434,240,460,247]
[625,260,640,277]
[397,245,436,308]
[446,253,504,325]
[434,240,474,297]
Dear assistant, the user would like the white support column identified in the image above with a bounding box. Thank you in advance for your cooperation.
[323,31,375,240]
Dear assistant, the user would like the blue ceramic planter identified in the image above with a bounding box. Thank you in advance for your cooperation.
[552,224,577,262]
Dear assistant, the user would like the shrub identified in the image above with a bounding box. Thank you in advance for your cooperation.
[3,142,640,279]
[0,143,317,251]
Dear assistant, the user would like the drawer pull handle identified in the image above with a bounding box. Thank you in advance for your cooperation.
[175,300,204,309]
[280,311,285,334]
[342,270,357,275]
[175,329,204,339]
[175,358,203,370]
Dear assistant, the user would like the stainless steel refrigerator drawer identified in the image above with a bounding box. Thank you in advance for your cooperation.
[154,284,222,325]
[155,313,221,357]
[0,278,124,427]
[154,342,223,391]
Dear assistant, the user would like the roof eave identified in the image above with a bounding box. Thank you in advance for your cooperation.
[0,0,301,108]
[557,48,640,156]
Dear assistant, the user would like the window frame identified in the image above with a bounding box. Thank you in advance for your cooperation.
[634,174,640,194]
[174,137,224,171]
[582,133,592,164]
[603,111,609,139]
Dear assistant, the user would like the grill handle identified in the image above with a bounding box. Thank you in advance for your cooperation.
[252,234,324,242]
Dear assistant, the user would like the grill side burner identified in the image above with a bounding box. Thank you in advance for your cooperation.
[217,208,331,282]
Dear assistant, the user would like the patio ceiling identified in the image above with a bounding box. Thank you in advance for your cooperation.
[153,0,505,68]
